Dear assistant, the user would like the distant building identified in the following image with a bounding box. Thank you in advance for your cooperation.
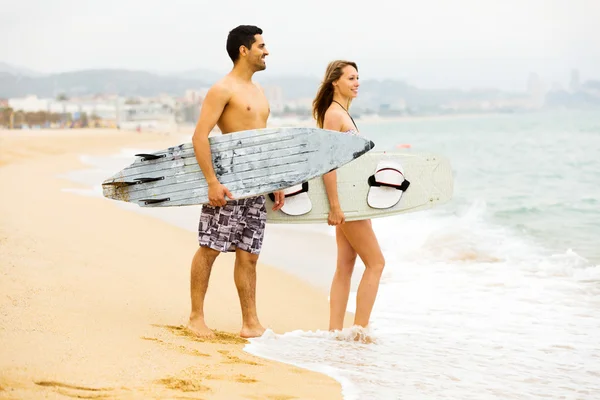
[286,97,312,111]
[184,88,208,104]
[527,73,545,109]
[570,69,581,92]
[119,101,177,131]
[263,85,284,113]
[8,95,49,112]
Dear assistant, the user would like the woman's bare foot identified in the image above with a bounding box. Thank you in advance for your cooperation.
[187,316,216,338]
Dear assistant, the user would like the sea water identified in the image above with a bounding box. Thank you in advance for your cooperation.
[62,110,600,399]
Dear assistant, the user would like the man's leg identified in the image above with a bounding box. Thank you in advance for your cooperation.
[234,248,265,338]
[187,246,220,337]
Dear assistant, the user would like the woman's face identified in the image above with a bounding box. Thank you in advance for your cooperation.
[334,65,360,99]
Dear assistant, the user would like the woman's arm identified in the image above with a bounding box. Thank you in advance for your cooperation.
[322,110,346,225]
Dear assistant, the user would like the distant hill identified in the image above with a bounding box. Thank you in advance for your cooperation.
[0,68,525,111]
[545,88,600,108]
[166,68,224,83]
[0,62,45,78]
[254,76,517,111]
[4,65,596,111]
[0,69,210,98]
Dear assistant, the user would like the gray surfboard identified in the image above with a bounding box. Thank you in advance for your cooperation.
[101,127,375,207]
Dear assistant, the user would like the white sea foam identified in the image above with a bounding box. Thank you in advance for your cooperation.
[246,202,600,399]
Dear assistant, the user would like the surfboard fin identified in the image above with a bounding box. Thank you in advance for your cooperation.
[139,197,170,205]
[102,176,164,187]
[133,177,164,184]
[135,153,166,161]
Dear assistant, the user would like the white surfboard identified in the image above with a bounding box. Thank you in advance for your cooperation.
[265,151,454,223]
[101,127,374,207]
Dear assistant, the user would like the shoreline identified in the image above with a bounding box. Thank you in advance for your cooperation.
[0,128,347,399]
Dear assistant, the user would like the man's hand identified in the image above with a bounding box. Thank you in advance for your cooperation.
[272,190,285,211]
[208,182,234,207]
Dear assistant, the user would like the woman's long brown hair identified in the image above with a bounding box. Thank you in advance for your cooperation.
[312,60,358,128]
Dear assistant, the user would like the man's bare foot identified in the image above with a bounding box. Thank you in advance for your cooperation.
[240,323,266,338]
[187,316,215,338]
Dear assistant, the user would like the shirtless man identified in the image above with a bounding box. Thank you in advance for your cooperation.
[187,25,285,338]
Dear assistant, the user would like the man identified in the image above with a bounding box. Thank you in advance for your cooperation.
[186,25,285,339]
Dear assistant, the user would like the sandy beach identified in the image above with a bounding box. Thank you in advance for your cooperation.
[0,128,345,399]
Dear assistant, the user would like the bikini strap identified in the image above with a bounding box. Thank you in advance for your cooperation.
[332,100,358,131]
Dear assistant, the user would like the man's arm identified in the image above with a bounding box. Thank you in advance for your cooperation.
[192,83,233,206]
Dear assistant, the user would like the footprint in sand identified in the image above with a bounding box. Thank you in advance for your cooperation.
[155,367,259,397]
[217,350,262,366]
[34,381,116,399]
[152,324,249,344]
[234,374,258,384]
[141,336,210,357]
[155,377,211,393]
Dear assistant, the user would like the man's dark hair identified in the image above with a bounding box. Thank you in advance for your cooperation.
[226,25,263,63]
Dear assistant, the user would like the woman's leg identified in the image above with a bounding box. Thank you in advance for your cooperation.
[340,220,385,327]
[329,225,357,330]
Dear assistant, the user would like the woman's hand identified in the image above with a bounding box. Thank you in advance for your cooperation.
[328,205,345,226]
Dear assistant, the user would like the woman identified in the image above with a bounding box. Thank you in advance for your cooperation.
[312,60,385,331]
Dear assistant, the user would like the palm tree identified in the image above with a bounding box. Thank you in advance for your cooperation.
[56,93,69,121]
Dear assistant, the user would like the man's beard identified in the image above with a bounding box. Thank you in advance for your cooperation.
[255,59,266,71]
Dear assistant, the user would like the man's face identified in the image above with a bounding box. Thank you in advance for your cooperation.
[247,34,268,71]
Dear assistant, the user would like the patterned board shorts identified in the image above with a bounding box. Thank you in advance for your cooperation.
[198,195,267,255]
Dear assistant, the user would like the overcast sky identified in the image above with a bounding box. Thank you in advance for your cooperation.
[2,0,599,90]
